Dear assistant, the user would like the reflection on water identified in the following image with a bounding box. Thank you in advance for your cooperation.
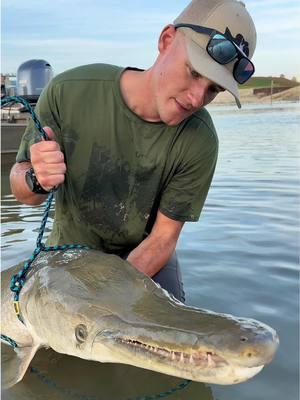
[1,103,299,399]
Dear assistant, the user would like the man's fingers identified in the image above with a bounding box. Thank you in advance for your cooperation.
[38,174,65,191]
[42,126,56,141]
[28,126,66,192]
[35,162,67,176]
[41,150,65,164]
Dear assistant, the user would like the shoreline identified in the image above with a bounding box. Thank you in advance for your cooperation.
[210,86,300,106]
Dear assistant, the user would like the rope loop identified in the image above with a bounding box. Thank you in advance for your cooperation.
[28,366,191,400]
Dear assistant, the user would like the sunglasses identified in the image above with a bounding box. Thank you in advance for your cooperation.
[174,23,255,84]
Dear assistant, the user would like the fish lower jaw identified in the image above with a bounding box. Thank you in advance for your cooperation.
[92,337,265,384]
[114,338,266,384]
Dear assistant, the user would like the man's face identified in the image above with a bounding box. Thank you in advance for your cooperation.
[153,27,224,126]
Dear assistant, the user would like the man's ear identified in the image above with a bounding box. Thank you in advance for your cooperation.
[158,24,177,54]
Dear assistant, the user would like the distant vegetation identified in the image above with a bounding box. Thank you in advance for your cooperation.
[239,76,300,90]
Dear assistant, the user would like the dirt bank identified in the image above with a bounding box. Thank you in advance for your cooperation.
[212,86,300,105]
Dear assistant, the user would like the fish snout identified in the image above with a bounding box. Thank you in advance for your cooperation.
[237,325,279,367]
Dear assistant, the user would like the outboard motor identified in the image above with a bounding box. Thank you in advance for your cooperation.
[16,59,53,103]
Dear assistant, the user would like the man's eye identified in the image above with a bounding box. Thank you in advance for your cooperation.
[191,69,201,78]
[210,86,218,93]
[210,86,223,94]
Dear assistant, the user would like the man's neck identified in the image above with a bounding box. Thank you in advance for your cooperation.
[119,68,161,122]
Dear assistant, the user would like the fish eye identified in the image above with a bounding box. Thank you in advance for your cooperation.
[75,324,88,343]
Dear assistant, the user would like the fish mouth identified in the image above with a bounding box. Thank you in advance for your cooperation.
[92,332,266,384]
[114,336,227,368]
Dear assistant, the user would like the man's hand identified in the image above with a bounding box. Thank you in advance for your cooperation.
[30,126,66,192]
[10,126,66,205]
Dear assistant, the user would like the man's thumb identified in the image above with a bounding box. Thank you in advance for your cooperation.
[42,126,56,141]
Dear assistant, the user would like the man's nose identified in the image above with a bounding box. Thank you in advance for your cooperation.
[187,85,206,109]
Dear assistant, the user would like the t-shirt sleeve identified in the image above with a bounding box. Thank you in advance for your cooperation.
[16,79,62,163]
[159,116,218,222]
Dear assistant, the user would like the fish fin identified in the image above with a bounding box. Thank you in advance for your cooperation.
[1,341,40,388]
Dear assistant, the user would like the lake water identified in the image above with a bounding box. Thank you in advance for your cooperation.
[1,102,299,399]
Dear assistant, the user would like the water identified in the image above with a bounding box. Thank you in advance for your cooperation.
[1,102,299,399]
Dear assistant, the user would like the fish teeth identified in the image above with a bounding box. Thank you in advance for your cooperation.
[189,354,194,364]
[171,351,175,360]
[207,353,215,367]
[180,352,184,362]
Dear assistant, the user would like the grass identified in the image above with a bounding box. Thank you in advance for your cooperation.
[238,76,300,90]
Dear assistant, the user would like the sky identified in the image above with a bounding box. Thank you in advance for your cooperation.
[1,0,300,80]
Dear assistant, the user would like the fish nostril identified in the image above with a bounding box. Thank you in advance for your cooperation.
[240,336,248,342]
[247,353,252,358]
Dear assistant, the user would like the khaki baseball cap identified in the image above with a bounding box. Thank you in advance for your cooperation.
[174,0,257,108]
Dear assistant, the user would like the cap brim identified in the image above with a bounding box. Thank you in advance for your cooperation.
[185,37,242,108]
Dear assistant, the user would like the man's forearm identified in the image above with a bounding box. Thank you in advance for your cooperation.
[126,234,177,277]
[10,162,47,205]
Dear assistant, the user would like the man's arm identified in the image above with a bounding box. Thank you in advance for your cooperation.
[10,127,66,205]
[126,210,184,277]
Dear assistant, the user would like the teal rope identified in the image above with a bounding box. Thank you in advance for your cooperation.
[1,96,191,399]
[1,96,89,323]
[29,367,191,400]
[1,334,18,349]
[2,96,49,140]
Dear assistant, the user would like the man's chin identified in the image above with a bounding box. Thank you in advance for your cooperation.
[163,115,189,126]
[163,107,201,126]
[160,112,190,126]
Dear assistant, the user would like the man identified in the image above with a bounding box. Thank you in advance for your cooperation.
[10,0,256,302]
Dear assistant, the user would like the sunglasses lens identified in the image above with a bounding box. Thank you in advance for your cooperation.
[208,34,237,64]
[234,58,254,84]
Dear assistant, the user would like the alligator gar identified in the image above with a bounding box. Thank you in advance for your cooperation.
[1,249,279,388]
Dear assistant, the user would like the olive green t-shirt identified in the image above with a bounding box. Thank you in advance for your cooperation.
[16,64,218,254]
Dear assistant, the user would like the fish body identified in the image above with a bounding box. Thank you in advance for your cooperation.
[1,249,279,387]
